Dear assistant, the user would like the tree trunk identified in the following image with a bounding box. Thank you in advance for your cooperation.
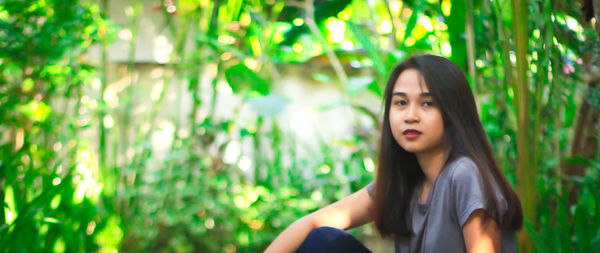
[568,71,600,165]
[565,56,600,205]
[565,0,600,206]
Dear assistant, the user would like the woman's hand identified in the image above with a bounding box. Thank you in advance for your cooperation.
[264,186,374,253]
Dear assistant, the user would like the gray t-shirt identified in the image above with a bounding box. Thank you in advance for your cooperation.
[366,156,516,253]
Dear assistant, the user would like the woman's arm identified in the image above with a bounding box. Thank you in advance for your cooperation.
[462,209,501,253]
[264,186,374,253]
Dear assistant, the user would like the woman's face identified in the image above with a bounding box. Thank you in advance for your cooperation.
[389,69,445,155]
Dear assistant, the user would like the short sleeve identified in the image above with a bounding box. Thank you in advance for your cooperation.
[366,181,375,199]
[450,158,502,228]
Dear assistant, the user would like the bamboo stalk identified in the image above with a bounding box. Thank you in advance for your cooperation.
[547,0,563,196]
[510,0,535,252]
[118,1,142,215]
[123,1,142,156]
[304,0,348,86]
[264,0,284,82]
[207,0,220,122]
[99,0,110,194]
[169,20,193,152]
[253,117,264,185]
[594,0,600,35]
[272,121,283,187]
[383,0,397,49]
[127,0,193,204]
[531,11,544,196]
[465,0,478,94]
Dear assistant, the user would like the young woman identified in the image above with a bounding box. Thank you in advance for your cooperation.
[265,54,523,253]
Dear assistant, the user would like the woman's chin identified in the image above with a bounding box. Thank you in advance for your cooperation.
[399,145,423,154]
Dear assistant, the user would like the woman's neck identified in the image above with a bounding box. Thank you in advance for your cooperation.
[416,148,450,186]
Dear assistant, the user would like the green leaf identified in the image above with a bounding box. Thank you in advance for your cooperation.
[348,22,387,82]
[21,78,34,92]
[224,64,270,96]
[247,94,287,118]
[367,79,383,98]
[347,76,374,96]
[2,63,22,83]
[402,0,425,47]
[312,72,331,83]
[316,101,346,112]
[563,156,592,167]
[195,33,249,60]
[17,100,52,122]
[42,217,60,224]
[446,0,467,69]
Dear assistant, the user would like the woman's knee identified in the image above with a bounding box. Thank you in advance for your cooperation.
[297,227,371,253]
[304,226,345,244]
[297,227,345,252]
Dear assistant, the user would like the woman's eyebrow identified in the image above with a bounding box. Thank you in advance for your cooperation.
[392,92,433,97]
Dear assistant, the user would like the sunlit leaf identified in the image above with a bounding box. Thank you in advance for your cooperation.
[17,100,52,122]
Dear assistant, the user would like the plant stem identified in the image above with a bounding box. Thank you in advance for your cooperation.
[304,0,348,86]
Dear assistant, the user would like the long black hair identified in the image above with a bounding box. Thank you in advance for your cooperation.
[372,54,523,237]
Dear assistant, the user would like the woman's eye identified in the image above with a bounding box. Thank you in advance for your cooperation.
[395,100,407,106]
[423,101,434,107]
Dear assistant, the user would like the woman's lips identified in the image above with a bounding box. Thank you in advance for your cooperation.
[403,129,422,139]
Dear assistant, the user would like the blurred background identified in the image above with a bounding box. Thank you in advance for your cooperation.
[0,0,599,252]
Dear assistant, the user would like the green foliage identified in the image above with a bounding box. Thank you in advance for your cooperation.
[528,161,600,252]
[0,0,99,63]
[0,0,104,251]
[114,116,374,252]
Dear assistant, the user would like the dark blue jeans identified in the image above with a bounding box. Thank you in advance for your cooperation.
[296,227,372,253]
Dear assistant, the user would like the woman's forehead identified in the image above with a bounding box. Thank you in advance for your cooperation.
[393,69,429,93]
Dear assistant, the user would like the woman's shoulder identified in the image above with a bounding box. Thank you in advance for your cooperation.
[445,156,480,184]
[444,156,509,213]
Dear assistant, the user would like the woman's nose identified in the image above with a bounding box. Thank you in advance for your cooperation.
[404,105,420,123]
